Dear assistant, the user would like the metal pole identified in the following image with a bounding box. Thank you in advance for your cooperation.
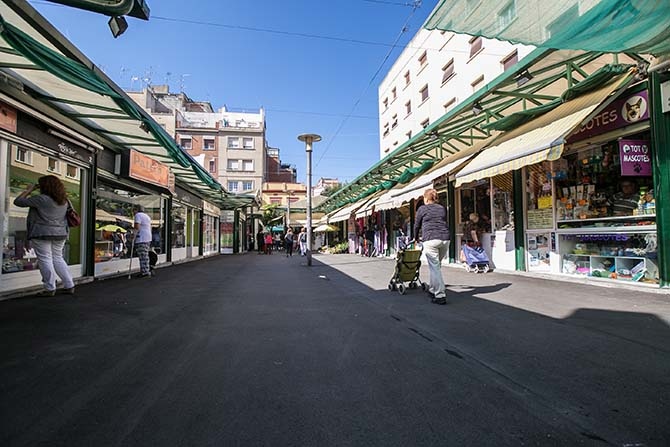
[298,133,321,267]
[306,145,313,266]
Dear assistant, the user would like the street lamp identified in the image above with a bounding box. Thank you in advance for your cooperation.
[297,133,321,266]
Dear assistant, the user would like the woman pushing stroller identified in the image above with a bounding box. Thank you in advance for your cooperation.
[414,189,449,305]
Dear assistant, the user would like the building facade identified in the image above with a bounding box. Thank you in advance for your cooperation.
[378,29,534,158]
[128,86,267,196]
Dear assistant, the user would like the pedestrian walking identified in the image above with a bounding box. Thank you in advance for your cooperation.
[13,175,75,296]
[414,188,450,305]
[264,233,273,255]
[284,228,294,257]
[133,205,153,278]
[298,227,307,256]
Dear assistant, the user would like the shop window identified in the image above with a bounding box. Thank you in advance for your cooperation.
[242,160,254,171]
[203,139,215,151]
[228,137,240,149]
[458,182,491,233]
[492,174,514,232]
[94,182,166,264]
[180,137,192,150]
[4,148,84,276]
[47,157,60,174]
[14,146,32,165]
[171,203,187,249]
[66,164,80,180]
[242,137,254,149]
[228,181,239,192]
[243,181,254,191]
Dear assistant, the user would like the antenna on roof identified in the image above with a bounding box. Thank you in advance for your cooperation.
[179,74,191,93]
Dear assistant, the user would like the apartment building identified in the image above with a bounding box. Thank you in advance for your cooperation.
[266,146,297,183]
[127,86,267,195]
[378,29,534,158]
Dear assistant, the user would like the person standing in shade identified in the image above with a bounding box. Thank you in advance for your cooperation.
[414,189,450,305]
[298,227,308,256]
[284,228,294,257]
[133,205,152,278]
[256,229,264,254]
[14,175,75,296]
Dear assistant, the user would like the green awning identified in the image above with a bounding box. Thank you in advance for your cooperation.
[0,3,256,210]
[425,0,670,56]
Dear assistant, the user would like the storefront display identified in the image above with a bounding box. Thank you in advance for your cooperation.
[1,141,87,290]
[203,201,220,256]
[94,180,166,276]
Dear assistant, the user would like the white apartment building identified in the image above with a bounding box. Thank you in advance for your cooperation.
[378,29,534,158]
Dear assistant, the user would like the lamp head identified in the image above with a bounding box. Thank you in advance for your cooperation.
[298,133,322,145]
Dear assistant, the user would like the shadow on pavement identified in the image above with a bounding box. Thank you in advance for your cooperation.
[0,252,668,446]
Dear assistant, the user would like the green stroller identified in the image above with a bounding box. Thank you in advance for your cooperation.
[388,242,426,295]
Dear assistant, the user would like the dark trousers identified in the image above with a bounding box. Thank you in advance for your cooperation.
[285,242,293,256]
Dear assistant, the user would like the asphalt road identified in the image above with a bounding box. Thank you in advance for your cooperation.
[1,252,669,446]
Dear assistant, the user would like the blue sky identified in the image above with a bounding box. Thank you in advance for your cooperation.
[29,0,437,184]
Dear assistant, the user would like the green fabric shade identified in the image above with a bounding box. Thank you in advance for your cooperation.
[425,0,670,56]
[484,64,633,132]
[0,16,195,171]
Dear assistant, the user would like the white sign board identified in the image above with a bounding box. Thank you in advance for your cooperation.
[661,80,670,114]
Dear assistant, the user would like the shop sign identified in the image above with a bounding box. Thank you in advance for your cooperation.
[0,102,17,132]
[619,139,652,176]
[203,201,220,216]
[661,80,670,114]
[127,149,171,188]
[568,90,649,142]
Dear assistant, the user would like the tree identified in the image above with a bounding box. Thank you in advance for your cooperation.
[259,204,281,230]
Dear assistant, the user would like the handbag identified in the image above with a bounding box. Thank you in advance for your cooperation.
[66,199,81,228]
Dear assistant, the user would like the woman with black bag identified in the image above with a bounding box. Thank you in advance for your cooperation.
[13,175,76,297]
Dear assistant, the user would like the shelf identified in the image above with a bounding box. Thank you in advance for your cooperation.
[556,225,657,234]
[558,214,655,223]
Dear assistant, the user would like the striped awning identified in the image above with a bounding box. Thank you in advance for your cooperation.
[329,202,361,223]
[455,71,634,187]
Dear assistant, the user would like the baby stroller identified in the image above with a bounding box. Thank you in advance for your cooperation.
[388,241,426,295]
[462,243,490,273]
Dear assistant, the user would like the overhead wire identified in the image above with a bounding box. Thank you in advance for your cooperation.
[314,2,421,169]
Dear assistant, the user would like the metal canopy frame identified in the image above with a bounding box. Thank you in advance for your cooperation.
[320,47,648,213]
[0,0,255,210]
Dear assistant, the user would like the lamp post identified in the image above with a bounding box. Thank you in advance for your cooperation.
[298,133,321,266]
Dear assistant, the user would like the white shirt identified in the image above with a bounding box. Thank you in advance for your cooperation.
[134,211,152,243]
